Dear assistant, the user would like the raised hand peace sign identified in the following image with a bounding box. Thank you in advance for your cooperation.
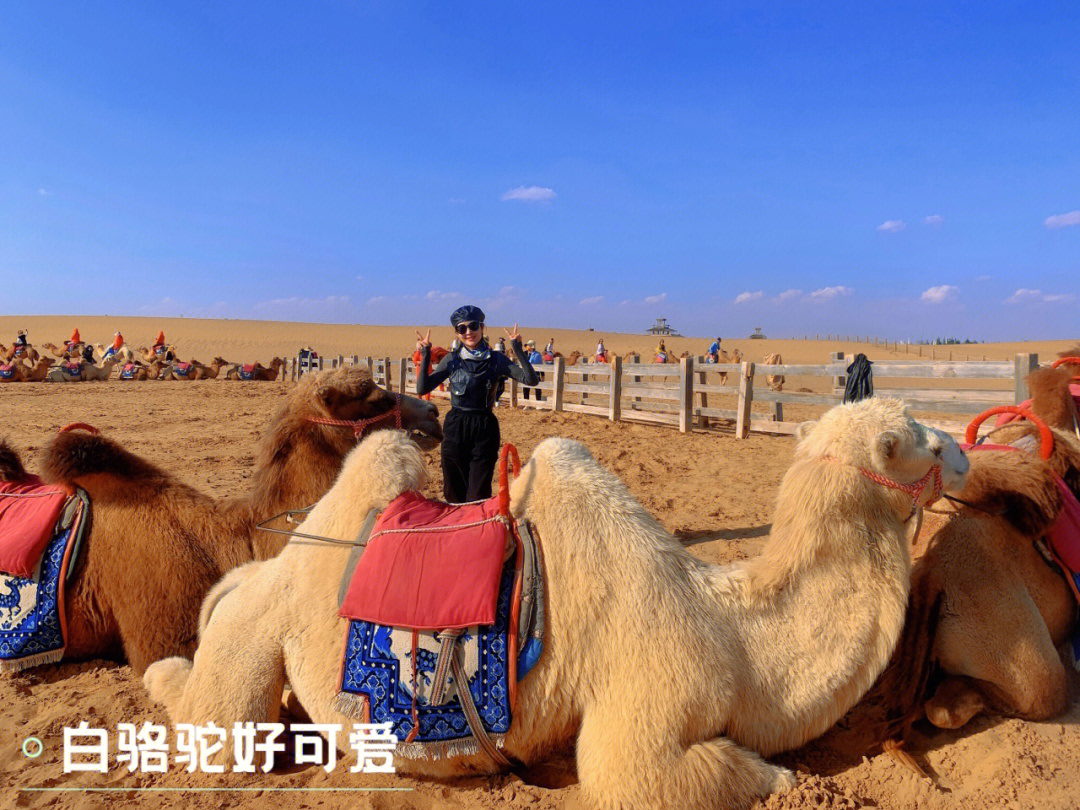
[503,323,521,343]
[415,328,432,348]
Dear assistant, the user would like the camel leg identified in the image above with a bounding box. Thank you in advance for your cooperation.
[934,591,1068,727]
[925,676,987,729]
[575,710,794,810]
[144,591,286,731]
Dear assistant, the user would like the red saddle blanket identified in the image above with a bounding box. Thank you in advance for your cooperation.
[339,491,510,630]
[242,363,256,374]
[0,477,71,578]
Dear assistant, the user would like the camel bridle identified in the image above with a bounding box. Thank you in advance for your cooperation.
[307,392,404,439]
[857,463,944,518]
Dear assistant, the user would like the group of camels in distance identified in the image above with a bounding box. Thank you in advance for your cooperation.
[0,338,285,382]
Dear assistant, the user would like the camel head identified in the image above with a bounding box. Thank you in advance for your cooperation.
[212,356,229,368]
[795,397,969,504]
[307,366,442,450]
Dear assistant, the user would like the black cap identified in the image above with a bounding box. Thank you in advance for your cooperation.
[450,304,485,326]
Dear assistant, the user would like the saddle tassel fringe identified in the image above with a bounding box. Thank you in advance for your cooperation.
[0,647,64,673]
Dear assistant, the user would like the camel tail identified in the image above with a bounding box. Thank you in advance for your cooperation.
[0,439,27,481]
[198,563,259,640]
[861,552,944,749]
[143,657,193,710]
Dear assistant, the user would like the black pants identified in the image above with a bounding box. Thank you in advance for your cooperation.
[523,371,544,401]
[441,408,501,503]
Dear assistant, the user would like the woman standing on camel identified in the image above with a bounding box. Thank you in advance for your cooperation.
[416,305,538,503]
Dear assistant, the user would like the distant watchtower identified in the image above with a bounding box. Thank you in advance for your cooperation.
[645,317,681,336]
[749,327,767,340]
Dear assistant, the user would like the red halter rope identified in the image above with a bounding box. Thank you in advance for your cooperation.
[59,422,100,435]
[1051,356,1080,369]
[307,393,403,438]
[856,462,944,517]
[965,405,1054,460]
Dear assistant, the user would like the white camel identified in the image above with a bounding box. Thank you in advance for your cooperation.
[145,398,968,810]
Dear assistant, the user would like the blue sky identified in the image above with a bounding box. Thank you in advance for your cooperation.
[3,2,1077,340]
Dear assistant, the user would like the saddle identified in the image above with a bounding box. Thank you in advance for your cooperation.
[120,363,138,380]
[173,362,193,376]
[62,362,81,376]
[334,445,544,765]
[0,365,16,379]
[239,363,257,381]
[0,475,91,671]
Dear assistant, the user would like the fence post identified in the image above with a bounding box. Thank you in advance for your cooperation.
[631,355,641,410]
[351,355,359,366]
[317,356,324,371]
[609,355,622,422]
[735,361,755,439]
[1014,353,1038,403]
[695,356,709,429]
[678,356,694,433]
[581,366,588,405]
[552,356,565,412]
[383,357,391,387]
[398,358,408,394]
[337,354,344,368]
[831,351,846,393]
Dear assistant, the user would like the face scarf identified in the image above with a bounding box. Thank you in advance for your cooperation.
[459,341,490,361]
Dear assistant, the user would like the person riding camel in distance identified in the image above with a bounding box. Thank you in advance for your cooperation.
[595,337,607,362]
[103,331,124,360]
[65,327,81,349]
[416,305,539,504]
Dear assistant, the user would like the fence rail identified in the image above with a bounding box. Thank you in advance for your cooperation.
[290,350,1039,439]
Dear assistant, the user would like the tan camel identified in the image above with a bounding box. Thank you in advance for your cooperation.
[80,357,118,381]
[161,357,230,380]
[0,342,40,363]
[863,362,1080,738]
[92,342,136,364]
[144,398,968,809]
[137,345,177,363]
[41,342,80,360]
[0,367,441,675]
[763,352,784,391]
[45,361,85,382]
[116,360,166,380]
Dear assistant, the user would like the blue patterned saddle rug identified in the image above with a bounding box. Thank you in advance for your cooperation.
[333,514,545,763]
[0,365,16,380]
[239,364,256,381]
[0,489,90,671]
[173,362,193,377]
[119,363,138,380]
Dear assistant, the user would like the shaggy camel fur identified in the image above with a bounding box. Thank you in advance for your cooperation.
[6,367,441,674]
[145,398,967,809]
[870,367,1080,735]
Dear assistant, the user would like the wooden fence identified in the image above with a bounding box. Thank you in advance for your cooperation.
[291,351,1039,439]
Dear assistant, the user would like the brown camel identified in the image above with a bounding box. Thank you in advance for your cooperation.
[550,350,582,366]
[0,342,39,363]
[863,361,1080,744]
[0,366,442,674]
[0,357,55,382]
[116,360,166,380]
[137,345,177,363]
[41,342,81,360]
[763,352,784,391]
[225,357,285,381]
[162,357,230,380]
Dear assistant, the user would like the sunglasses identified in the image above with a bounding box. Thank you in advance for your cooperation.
[455,321,483,334]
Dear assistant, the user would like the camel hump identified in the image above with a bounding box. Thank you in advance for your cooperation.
[960,449,1063,537]
[44,430,167,486]
[0,440,27,482]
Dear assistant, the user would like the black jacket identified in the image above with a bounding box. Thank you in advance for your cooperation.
[417,339,539,411]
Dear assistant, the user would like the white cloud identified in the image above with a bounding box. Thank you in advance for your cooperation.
[579,296,604,305]
[253,295,350,311]
[1045,210,1080,229]
[808,286,853,302]
[37,188,48,196]
[1005,288,1074,304]
[975,274,993,282]
[923,215,944,227]
[920,285,958,304]
[877,220,906,233]
[643,293,667,305]
[501,186,556,203]
[365,295,388,305]
[425,290,464,301]
[733,290,764,304]
[773,289,802,303]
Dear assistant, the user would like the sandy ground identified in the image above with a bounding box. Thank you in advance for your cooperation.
[1,337,1079,809]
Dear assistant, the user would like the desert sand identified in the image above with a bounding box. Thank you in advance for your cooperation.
[1,317,1078,810]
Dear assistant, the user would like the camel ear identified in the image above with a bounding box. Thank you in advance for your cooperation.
[872,430,901,466]
[317,381,342,415]
[795,421,817,442]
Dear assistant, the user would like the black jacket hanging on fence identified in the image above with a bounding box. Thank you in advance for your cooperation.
[843,353,874,403]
